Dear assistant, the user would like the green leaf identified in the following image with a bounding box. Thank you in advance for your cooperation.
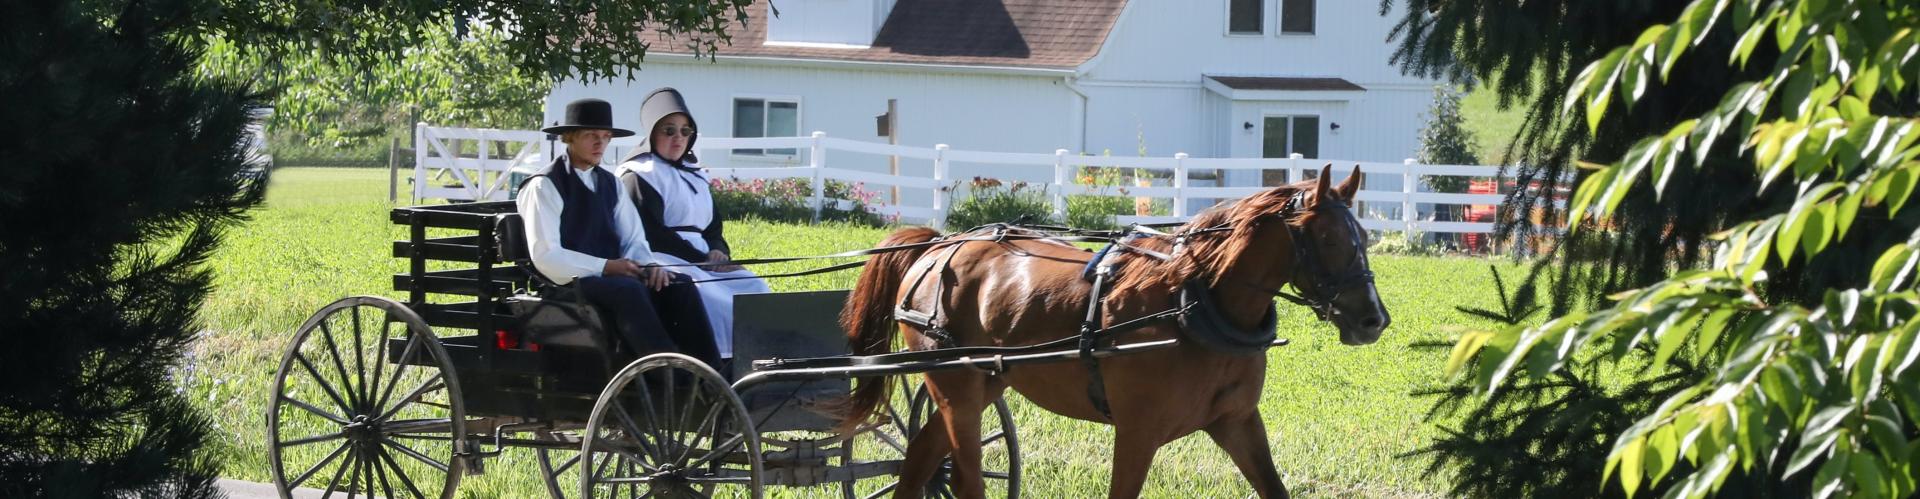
[1647,424,1679,484]
[1838,95,1872,120]
[1855,65,1882,100]
[1660,21,1691,80]
[1868,244,1917,292]
[1777,183,1841,264]
[1802,201,1837,258]
[1619,435,1646,496]
[1812,445,1851,499]
[1695,308,1734,358]
[1890,166,1919,215]
[1789,418,1844,478]
[1586,47,1629,133]
[1864,413,1907,463]
[1732,10,1776,68]
[1836,185,1865,239]
[1445,330,1496,377]
[1569,165,1618,229]
[1853,452,1890,499]
[1781,64,1816,121]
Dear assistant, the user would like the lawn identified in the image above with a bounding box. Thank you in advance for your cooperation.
[190,167,1526,498]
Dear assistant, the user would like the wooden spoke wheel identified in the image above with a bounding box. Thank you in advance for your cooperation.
[268,296,467,499]
[845,382,1021,499]
[580,353,762,498]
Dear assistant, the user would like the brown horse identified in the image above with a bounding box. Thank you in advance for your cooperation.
[839,165,1390,498]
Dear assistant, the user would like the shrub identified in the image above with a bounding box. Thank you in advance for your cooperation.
[710,177,888,227]
[946,177,1057,230]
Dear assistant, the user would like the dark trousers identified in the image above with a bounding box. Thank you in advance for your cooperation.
[575,274,722,370]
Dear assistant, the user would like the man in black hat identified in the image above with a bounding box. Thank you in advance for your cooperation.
[516,98,722,368]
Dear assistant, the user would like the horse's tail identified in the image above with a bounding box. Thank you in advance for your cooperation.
[835,226,943,434]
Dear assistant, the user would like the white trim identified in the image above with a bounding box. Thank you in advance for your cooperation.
[1222,0,1267,36]
[644,51,1077,77]
[727,94,806,160]
[1075,79,1206,89]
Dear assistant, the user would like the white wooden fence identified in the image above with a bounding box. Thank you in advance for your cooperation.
[414,124,1536,233]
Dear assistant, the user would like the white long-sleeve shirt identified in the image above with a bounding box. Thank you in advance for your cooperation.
[516,161,654,284]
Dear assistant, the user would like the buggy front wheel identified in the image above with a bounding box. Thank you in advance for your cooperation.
[580,353,762,498]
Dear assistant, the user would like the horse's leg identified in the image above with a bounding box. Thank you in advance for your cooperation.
[1204,410,1288,499]
[1106,425,1165,499]
[925,370,991,499]
[896,404,953,499]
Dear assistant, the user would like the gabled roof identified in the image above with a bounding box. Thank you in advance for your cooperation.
[643,0,1128,70]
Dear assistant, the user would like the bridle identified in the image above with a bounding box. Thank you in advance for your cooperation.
[1265,191,1377,322]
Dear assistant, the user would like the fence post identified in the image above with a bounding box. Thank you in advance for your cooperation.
[1288,153,1303,186]
[413,122,427,204]
[810,131,826,224]
[933,144,950,230]
[1403,158,1418,233]
[388,137,399,203]
[1173,153,1189,218]
[1052,149,1069,221]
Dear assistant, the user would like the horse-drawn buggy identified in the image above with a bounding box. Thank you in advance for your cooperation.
[266,165,1389,499]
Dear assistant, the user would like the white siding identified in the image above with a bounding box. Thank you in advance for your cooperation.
[1085,0,1424,85]
[548,60,1077,206]
[1076,0,1438,170]
[764,0,890,46]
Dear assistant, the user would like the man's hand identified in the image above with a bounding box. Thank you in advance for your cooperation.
[704,249,742,273]
[637,264,672,291]
[602,258,644,278]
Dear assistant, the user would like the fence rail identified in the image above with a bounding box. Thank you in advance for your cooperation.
[413,125,1552,233]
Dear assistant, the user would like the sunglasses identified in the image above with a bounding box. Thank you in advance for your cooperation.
[655,126,695,138]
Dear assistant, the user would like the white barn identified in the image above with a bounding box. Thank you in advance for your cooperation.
[545,0,1440,212]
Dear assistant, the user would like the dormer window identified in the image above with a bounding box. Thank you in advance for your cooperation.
[1280,0,1315,34]
[1228,0,1262,35]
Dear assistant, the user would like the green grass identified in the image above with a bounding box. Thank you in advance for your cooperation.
[1458,84,1533,166]
[192,167,1528,497]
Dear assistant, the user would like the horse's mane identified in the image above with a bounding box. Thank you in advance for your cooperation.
[1109,183,1316,295]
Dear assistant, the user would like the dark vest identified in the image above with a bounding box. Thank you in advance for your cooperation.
[542,157,622,260]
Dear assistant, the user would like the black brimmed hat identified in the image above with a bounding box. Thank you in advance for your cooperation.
[542,98,634,137]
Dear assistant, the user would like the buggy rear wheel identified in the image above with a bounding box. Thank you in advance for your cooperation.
[580,353,763,498]
[267,296,467,499]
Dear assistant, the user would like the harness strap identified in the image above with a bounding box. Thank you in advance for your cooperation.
[1079,264,1116,421]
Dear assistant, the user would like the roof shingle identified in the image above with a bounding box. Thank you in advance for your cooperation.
[645,0,1127,70]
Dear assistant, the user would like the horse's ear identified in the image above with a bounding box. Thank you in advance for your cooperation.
[1314,163,1334,203]
[1336,164,1362,201]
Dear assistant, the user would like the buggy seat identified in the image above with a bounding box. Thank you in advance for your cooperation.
[492,212,633,354]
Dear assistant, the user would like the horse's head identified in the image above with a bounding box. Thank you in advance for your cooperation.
[1285,164,1391,345]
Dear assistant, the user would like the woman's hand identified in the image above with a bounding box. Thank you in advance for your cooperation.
[637,264,671,291]
[704,250,741,273]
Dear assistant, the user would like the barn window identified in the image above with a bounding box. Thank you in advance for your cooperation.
[1228,0,1262,35]
[732,97,801,157]
[1280,0,1314,34]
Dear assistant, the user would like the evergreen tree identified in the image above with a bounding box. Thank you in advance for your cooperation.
[0,1,262,496]
[1416,85,1480,246]
[0,0,753,496]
